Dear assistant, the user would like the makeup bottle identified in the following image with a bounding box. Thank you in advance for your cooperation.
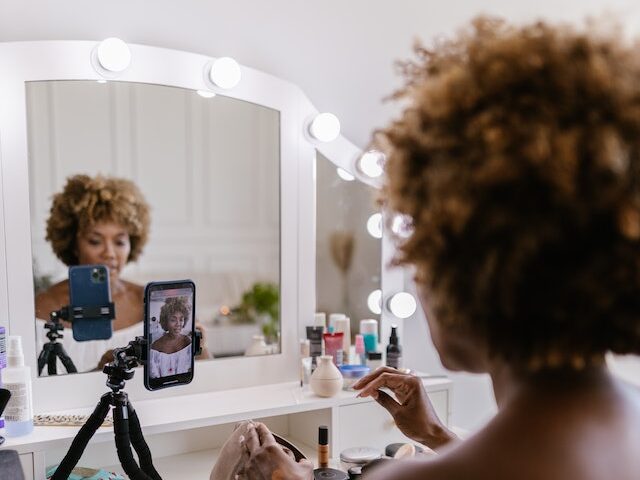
[359,319,378,353]
[314,312,327,333]
[386,325,402,369]
[318,425,329,468]
[3,336,33,436]
[354,334,365,365]
[306,326,324,370]
[333,316,351,363]
[300,339,311,387]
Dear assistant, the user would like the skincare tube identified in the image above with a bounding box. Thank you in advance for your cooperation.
[314,312,327,333]
[333,316,351,363]
[328,313,346,332]
[323,332,344,366]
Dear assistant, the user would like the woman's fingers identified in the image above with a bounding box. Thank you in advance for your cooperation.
[356,371,408,399]
[254,422,277,447]
[243,422,260,455]
[373,389,402,416]
[352,366,410,390]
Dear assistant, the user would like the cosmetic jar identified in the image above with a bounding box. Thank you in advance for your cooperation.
[339,446,381,471]
[338,365,370,390]
[314,468,349,480]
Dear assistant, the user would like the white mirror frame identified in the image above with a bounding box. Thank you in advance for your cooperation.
[0,41,404,413]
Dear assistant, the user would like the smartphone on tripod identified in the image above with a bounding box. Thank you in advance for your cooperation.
[69,265,113,342]
[143,280,196,391]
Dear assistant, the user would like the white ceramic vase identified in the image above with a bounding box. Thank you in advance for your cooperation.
[244,335,267,356]
[310,355,343,397]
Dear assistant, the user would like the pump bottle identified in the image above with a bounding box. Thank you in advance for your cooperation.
[3,336,34,436]
[386,325,403,369]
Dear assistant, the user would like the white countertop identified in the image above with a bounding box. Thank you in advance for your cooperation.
[1,377,452,453]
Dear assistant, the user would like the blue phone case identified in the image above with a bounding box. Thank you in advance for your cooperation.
[69,265,113,342]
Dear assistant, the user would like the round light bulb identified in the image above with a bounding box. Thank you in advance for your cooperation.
[197,89,217,98]
[209,57,242,89]
[336,168,355,181]
[309,113,341,142]
[358,150,385,178]
[366,213,383,239]
[391,214,412,238]
[367,289,382,315]
[388,292,417,319]
[96,38,131,73]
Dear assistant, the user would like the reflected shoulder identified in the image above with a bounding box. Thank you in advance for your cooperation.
[34,280,69,318]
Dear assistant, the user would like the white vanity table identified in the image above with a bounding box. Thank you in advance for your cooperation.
[0,40,446,479]
[4,378,452,479]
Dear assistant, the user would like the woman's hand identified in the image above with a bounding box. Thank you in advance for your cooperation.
[353,367,457,450]
[241,422,313,480]
[194,321,211,359]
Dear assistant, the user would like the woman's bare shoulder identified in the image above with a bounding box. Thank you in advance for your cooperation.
[35,280,69,318]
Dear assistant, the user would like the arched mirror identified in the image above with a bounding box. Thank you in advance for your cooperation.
[27,80,281,376]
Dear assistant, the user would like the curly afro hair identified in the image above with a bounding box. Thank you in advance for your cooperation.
[159,296,191,331]
[378,17,640,369]
[46,174,151,266]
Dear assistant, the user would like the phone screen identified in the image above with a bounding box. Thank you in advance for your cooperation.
[144,280,196,390]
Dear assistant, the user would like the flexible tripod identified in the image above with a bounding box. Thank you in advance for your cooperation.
[37,303,115,375]
[37,309,77,375]
[50,331,202,480]
[50,337,161,480]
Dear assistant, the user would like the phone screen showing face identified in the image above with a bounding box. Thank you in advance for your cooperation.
[144,280,196,391]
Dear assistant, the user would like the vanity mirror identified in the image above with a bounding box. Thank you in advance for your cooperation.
[0,40,405,413]
[26,79,280,375]
[316,152,381,338]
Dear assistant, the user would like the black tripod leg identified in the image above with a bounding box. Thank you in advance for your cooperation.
[54,343,78,374]
[37,346,49,375]
[112,393,152,480]
[47,348,58,375]
[51,393,112,480]
[127,403,162,480]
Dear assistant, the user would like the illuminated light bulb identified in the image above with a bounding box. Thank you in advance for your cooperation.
[367,289,382,315]
[209,57,242,89]
[197,89,217,98]
[358,150,385,178]
[309,113,340,142]
[336,168,355,181]
[366,213,383,239]
[388,292,417,319]
[96,79,107,84]
[96,38,131,73]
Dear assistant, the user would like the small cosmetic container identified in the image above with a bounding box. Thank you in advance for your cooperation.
[340,446,381,471]
[339,365,370,390]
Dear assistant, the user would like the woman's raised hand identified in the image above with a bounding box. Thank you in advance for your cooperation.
[353,367,457,450]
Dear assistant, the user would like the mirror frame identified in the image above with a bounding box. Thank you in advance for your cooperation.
[0,41,403,413]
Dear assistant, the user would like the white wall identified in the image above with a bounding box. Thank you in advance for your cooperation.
[1,0,640,149]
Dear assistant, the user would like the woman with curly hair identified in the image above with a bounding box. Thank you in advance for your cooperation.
[35,174,151,372]
[234,17,640,480]
[149,296,193,378]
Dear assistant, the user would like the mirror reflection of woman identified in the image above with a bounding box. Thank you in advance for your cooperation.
[150,296,193,378]
[35,174,150,372]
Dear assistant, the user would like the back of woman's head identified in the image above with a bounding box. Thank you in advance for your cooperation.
[379,17,640,368]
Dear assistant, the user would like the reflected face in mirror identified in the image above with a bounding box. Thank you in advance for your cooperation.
[28,80,281,376]
[76,222,131,285]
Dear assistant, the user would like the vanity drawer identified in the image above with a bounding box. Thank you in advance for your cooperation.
[19,452,34,480]
[337,389,448,452]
